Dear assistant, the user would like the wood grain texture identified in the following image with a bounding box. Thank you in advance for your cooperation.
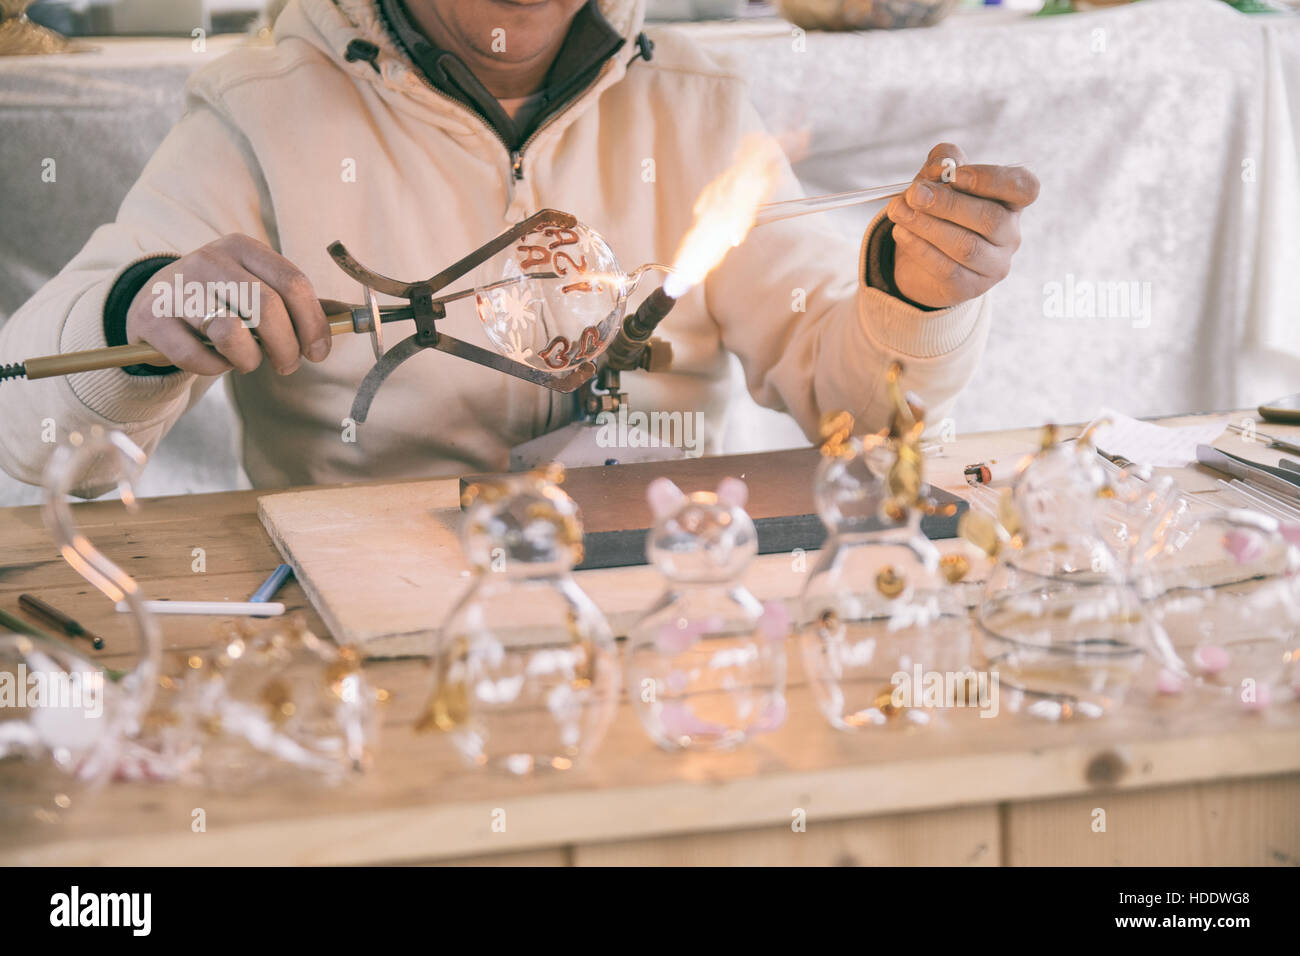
[573,804,999,866]
[1004,773,1300,866]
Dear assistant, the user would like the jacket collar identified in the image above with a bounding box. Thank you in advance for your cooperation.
[375,0,624,151]
[288,0,645,143]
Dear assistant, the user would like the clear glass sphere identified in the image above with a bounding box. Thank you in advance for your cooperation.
[472,221,627,373]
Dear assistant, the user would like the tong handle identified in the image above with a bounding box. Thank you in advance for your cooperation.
[23,308,357,380]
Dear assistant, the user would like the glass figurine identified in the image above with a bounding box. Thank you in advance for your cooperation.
[159,616,378,789]
[971,428,1153,720]
[1141,509,1300,709]
[798,379,974,731]
[419,465,620,774]
[0,428,161,821]
[626,476,789,751]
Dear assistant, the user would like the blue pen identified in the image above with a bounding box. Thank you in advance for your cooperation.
[250,563,294,605]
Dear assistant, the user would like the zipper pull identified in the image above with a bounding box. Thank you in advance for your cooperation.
[511,149,524,182]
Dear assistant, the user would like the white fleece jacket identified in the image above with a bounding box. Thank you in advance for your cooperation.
[0,0,991,496]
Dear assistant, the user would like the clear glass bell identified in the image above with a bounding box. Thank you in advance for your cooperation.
[470,220,628,373]
[975,438,1151,720]
[421,466,620,774]
[626,477,788,751]
[799,434,974,730]
[0,428,162,822]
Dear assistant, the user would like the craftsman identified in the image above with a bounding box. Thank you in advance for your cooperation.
[0,0,1038,495]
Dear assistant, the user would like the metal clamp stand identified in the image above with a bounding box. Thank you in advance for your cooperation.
[332,208,598,424]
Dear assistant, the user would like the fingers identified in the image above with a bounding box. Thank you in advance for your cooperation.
[888,180,1020,247]
[124,234,329,378]
[953,163,1040,210]
[922,142,968,184]
[138,318,234,377]
[223,236,331,364]
[885,206,1009,280]
[893,225,988,305]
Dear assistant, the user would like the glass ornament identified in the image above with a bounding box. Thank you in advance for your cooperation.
[1140,510,1300,708]
[161,617,378,789]
[0,429,161,822]
[799,399,973,731]
[471,221,627,373]
[626,477,789,751]
[974,433,1153,720]
[420,465,620,774]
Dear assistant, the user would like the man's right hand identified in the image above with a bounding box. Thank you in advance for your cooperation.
[125,234,331,376]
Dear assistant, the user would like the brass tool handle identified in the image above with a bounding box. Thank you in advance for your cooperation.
[23,312,356,380]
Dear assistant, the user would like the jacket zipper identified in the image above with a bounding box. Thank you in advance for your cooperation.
[395,57,616,191]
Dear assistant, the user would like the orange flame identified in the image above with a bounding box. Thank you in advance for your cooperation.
[663,134,784,299]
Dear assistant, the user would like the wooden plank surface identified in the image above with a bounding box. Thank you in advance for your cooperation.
[1,411,1297,866]
[1003,773,1300,866]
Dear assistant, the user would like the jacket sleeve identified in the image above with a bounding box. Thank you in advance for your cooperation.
[703,102,992,441]
[0,103,274,496]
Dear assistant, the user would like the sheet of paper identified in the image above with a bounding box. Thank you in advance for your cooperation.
[1093,409,1228,468]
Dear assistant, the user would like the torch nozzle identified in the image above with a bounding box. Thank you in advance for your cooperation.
[602,286,676,372]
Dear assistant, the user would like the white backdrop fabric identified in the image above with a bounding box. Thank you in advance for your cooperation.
[1,0,1297,505]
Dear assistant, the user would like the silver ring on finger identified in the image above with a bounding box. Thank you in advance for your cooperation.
[199,310,226,340]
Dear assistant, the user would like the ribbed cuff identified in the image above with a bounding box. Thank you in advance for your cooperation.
[103,254,181,375]
[60,259,197,425]
[858,211,984,359]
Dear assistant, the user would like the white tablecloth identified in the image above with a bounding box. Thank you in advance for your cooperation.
[1,1,1297,504]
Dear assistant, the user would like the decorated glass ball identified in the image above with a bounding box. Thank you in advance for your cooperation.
[422,467,620,774]
[627,477,789,751]
[473,220,627,373]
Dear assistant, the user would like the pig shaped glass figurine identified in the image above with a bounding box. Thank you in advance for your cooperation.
[626,477,789,751]
[420,465,620,774]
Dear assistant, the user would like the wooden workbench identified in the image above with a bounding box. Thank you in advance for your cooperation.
[1,412,1297,866]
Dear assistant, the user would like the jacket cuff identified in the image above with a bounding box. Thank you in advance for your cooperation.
[862,211,938,312]
[103,254,182,375]
[858,211,985,359]
[59,258,197,425]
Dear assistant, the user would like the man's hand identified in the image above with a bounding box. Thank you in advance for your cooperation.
[884,144,1039,309]
[125,234,330,376]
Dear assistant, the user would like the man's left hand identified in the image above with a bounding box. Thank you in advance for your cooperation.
[885,143,1039,309]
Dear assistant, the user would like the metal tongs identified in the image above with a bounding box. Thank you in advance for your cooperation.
[332,208,595,422]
